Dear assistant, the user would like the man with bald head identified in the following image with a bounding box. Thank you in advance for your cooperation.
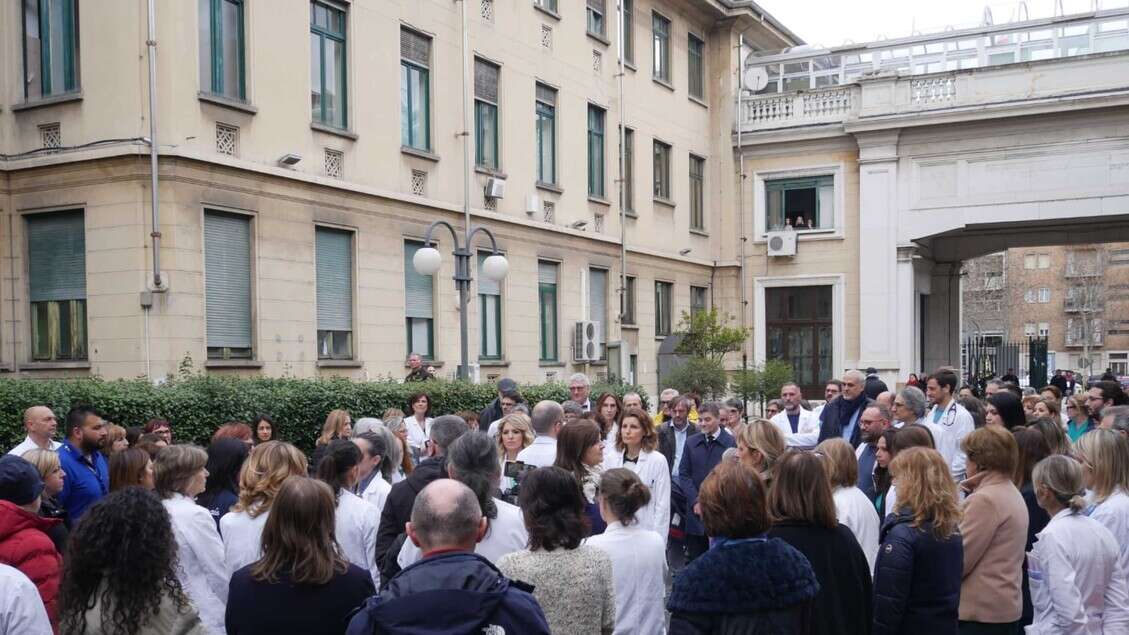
[516,401,564,468]
[349,480,549,634]
[816,370,874,448]
[7,406,61,455]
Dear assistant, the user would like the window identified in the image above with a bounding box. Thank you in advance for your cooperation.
[401,28,431,150]
[653,140,671,200]
[655,281,673,336]
[586,0,605,38]
[310,1,347,128]
[623,276,636,325]
[1110,352,1129,376]
[689,154,705,230]
[1024,323,1036,337]
[1039,288,1051,303]
[1025,289,1036,303]
[1110,249,1129,265]
[534,0,557,12]
[478,252,503,359]
[22,0,79,100]
[199,0,245,100]
[765,176,834,231]
[1024,254,1036,269]
[691,285,708,317]
[27,211,86,361]
[539,261,559,361]
[1038,323,1050,337]
[589,268,607,359]
[652,12,671,83]
[1067,250,1101,277]
[1037,254,1050,269]
[688,34,704,99]
[587,105,605,198]
[315,227,353,360]
[623,128,635,213]
[622,0,634,64]
[474,59,499,170]
[404,241,434,359]
[535,83,557,185]
[984,272,1004,290]
[204,211,253,359]
[766,286,833,398]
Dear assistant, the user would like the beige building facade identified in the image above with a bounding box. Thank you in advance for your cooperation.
[0,0,798,392]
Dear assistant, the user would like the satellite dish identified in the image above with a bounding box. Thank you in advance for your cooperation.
[742,66,768,92]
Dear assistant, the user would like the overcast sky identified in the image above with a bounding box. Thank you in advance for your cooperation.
[755,0,1118,49]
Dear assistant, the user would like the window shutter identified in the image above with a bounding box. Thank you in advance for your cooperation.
[538,261,558,285]
[316,227,353,331]
[587,0,605,11]
[27,210,86,301]
[478,252,500,295]
[400,29,430,66]
[204,211,252,349]
[589,269,607,343]
[536,83,556,105]
[404,242,434,318]
[474,59,498,103]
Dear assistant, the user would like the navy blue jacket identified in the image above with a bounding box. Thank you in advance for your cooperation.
[667,537,819,634]
[226,563,375,635]
[817,396,873,447]
[57,441,109,524]
[346,551,550,635]
[872,512,962,635]
[676,431,736,536]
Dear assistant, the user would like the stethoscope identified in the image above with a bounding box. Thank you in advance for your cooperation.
[936,400,960,427]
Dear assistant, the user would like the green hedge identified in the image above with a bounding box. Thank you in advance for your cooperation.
[0,376,647,451]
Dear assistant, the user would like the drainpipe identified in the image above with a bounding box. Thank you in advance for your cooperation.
[617,0,628,380]
[146,0,163,292]
[737,34,749,421]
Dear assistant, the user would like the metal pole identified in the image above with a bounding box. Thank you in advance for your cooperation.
[616,0,628,379]
[146,0,162,290]
[458,0,473,381]
[737,34,749,421]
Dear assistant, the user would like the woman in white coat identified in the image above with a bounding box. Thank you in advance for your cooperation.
[602,407,671,543]
[154,444,229,635]
[586,468,668,635]
[1075,429,1129,582]
[315,439,381,586]
[1027,454,1129,634]
[815,438,879,572]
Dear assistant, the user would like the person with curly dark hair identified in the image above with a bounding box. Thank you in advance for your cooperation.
[58,487,207,635]
[497,466,615,635]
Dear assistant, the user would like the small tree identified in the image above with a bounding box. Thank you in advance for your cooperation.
[663,357,729,400]
[730,360,794,415]
[675,308,748,363]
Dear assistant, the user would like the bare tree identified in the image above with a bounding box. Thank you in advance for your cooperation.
[1066,246,1106,375]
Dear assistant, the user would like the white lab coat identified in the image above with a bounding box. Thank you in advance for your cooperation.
[163,494,228,635]
[603,449,671,543]
[1026,509,1129,634]
[219,508,268,577]
[0,563,52,635]
[406,416,431,452]
[927,400,975,480]
[398,497,528,568]
[516,435,557,468]
[770,409,821,449]
[335,489,381,587]
[586,522,668,635]
[833,486,880,574]
[1088,488,1129,588]
[360,473,393,514]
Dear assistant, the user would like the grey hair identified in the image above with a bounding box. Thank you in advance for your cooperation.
[368,426,401,481]
[1103,405,1129,434]
[384,415,406,435]
[725,397,744,411]
[428,415,470,454]
[445,432,499,519]
[865,403,894,423]
[899,386,928,420]
[843,369,865,384]
[410,480,482,550]
[512,403,531,416]
[353,417,383,436]
[986,379,1005,390]
[568,373,590,387]
[1032,455,1087,514]
[531,400,564,434]
[562,401,585,416]
[660,388,680,401]
[355,431,387,460]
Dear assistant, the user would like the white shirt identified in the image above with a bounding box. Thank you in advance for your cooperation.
[885,483,898,518]
[406,416,431,451]
[833,486,880,573]
[516,435,557,468]
[586,522,668,635]
[6,436,62,456]
[670,421,692,476]
[0,563,52,635]
[220,508,269,576]
[163,493,228,635]
[1027,509,1129,634]
[1088,488,1129,588]
[770,409,821,449]
[335,489,381,587]
[360,473,393,514]
[398,497,528,568]
[927,399,975,480]
[603,449,671,543]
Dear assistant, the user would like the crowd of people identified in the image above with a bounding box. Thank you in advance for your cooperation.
[1,367,1129,634]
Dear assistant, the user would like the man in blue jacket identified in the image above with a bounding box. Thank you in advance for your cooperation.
[57,405,108,524]
[677,402,735,562]
[348,479,549,635]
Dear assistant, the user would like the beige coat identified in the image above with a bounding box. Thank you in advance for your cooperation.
[958,470,1029,623]
[78,584,207,635]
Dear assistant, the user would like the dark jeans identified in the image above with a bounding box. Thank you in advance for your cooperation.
[958,621,1019,635]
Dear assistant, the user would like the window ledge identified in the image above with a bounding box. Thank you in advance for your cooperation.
[652,77,675,92]
[689,95,709,109]
[478,359,511,367]
[11,92,84,112]
[654,197,676,209]
[197,92,258,114]
[475,165,508,178]
[20,361,90,370]
[402,146,440,162]
[689,228,709,237]
[587,31,611,47]
[533,5,561,21]
[621,323,639,330]
[624,61,638,72]
[539,361,567,367]
[755,229,843,243]
[536,181,563,194]
[624,210,638,219]
[655,335,670,341]
[205,359,264,369]
[589,360,609,367]
[311,122,359,140]
[588,196,612,207]
[317,360,363,368]
[403,361,445,368]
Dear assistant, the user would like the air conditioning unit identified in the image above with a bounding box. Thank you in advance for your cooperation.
[573,320,599,362]
[525,194,540,215]
[484,177,506,200]
[766,230,797,257]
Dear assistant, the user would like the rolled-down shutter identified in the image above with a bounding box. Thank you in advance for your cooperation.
[478,252,500,296]
[404,242,434,319]
[316,227,353,331]
[28,210,86,301]
[538,261,558,285]
[401,29,431,66]
[589,268,607,344]
[204,211,252,349]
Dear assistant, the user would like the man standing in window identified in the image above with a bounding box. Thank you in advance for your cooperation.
[405,353,434,382]
[57,406,108,525]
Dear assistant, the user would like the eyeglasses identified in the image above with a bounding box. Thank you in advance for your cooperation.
[569,386,585,392]
[660,400,672,407]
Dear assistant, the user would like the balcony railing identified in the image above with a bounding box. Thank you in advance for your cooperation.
[739,86,855,131]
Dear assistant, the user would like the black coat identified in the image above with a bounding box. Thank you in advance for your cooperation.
[667,537,819,634]
[478,398,504,428]
[374,457,448,583]
[768,521,872,635]
[226,563,375,635]
[39,496,68,557]
[1019,481,1051,626]
[865,375,890,400]
[872,512,962,635]
[816,396,873,448]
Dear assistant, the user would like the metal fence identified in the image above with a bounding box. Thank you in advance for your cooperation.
[961,336,1048,389]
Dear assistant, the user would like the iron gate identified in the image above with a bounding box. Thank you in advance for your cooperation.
[962,336,1049,390]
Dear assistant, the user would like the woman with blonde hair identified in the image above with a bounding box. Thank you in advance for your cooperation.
[815,438,879,571]
[1031,398,1060,425]
[496,413,534,501]
[1065,393,1092,442]
[1074,429,1129,583]
[105,424,128,454]
[21,448,69,555]
[603,407,671,541]
[310,409,352,475]
[873,447,963,634]
[220,441,309,575]
[735,419,786,486]
[1025,454,1129,633]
